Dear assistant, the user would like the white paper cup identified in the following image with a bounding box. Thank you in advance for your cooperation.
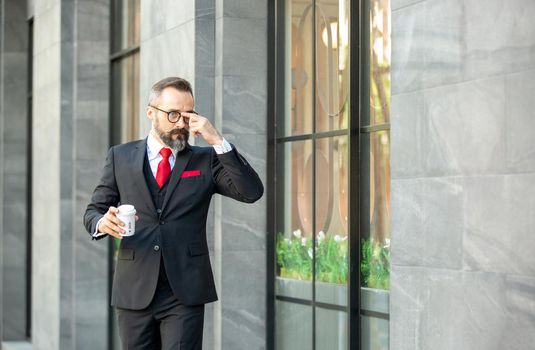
[117,204,136,236]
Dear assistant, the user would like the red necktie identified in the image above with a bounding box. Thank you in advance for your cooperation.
[156,148,172,188]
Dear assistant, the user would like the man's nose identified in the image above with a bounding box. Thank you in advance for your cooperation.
[175,116,187,128]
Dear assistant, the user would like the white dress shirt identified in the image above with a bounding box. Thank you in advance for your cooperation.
[93,135,233,237]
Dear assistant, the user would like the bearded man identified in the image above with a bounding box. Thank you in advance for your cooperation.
[83,77,264,350]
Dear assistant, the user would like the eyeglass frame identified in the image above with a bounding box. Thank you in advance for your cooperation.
[148,104,197,124]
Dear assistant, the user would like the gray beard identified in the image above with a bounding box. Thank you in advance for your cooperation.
[155,128,189,152]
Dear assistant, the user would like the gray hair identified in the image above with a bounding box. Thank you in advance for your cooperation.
[148,77,193,105]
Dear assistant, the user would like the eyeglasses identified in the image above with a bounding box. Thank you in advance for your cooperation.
[148,105,197,124]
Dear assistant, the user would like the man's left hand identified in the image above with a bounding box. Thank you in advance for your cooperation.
[182,112,224,146]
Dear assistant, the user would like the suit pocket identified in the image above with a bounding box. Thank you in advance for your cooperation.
[188,242,209,256]
[118,248,135,260]
[180,174,206,182]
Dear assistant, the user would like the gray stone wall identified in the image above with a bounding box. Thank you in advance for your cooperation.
[31,0,110,349]
[214,1,267,349]
[0,0,29,341]
[139,0,196,135]
[390,0,535,349]
[71,0,111,349]
[32,0,62,347]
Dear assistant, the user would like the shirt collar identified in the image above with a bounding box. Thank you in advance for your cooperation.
[147,132,178,161]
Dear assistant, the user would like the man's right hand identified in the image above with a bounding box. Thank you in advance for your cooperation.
[97,206,126,239]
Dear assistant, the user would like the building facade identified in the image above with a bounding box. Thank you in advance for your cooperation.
[0,0,534,350]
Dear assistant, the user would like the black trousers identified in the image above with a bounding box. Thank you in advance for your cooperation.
[115,260,205,350]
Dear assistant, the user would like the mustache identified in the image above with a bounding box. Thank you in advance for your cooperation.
[169,128,189,136]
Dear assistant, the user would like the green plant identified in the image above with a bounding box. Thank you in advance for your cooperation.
[360,238,390,289]
[276,232,312,280]
[276,230,348,284]
[276,231,390,290]
[315,234,348,284]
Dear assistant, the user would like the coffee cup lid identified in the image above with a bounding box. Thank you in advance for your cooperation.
[118,204,136,214]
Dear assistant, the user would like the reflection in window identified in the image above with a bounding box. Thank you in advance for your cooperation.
[360,0,391,349]
[109,1,140,349]
[276,140,314,283]
[274,0,351,349]
[362,131,391,290]
[110,0,140,146]
[111,53,140,144]
[361,0,391,291]
[369,0,391,126]
[276,0,350,286]
[314,136,349,286]
[316,0,350,132]
[111,0,141,53]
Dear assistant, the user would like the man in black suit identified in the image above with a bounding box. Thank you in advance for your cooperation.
[84,77,263,349]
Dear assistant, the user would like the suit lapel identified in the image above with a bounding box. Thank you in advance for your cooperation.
[132,138,157,214]
[161,144,193,212]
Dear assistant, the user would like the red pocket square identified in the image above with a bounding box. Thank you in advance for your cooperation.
[181,170,201,178]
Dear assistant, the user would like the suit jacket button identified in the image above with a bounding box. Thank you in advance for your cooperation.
[159,220,165,225]
[153,245,160,251]
[157,209,162,214]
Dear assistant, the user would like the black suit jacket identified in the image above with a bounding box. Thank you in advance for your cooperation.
[83,138,263,309]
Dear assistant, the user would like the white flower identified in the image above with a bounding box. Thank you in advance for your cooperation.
[334,235,348,242]
[308,248,313,259]
[317,231,325,244]
[384,238,391,248]
[293,229,302,239]
[301,237,307,246]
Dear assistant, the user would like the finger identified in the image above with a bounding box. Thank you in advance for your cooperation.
[106,212,125,227]
[181,111,199,119]
[108,206,119,214]
[135,215,139,221]
[187,114,207,127]
[186,116,198,127]
[188,126,202,137]
[104,220,126,235]
[100,222,114,237]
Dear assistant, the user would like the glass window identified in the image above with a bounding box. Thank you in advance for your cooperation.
[315,0,350,133]
[111,53,140,145]
[111,0,141,53]
[110,0,140,146]
[275,140,314,300]
[273,0,391,349]
[275,300,313,349]
[360,0,391,349]
[274,0,351,348]
[314,135,348,307]
[109,1,140,348]
[276,0,314,137]
[367,0,390,127]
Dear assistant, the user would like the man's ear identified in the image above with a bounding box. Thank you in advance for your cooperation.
[146,106,154,121]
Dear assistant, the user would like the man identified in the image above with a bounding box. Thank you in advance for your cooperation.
[84,77,263,349]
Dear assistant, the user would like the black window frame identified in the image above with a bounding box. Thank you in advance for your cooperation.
[26,16,34,340]
[266,0,362,349]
